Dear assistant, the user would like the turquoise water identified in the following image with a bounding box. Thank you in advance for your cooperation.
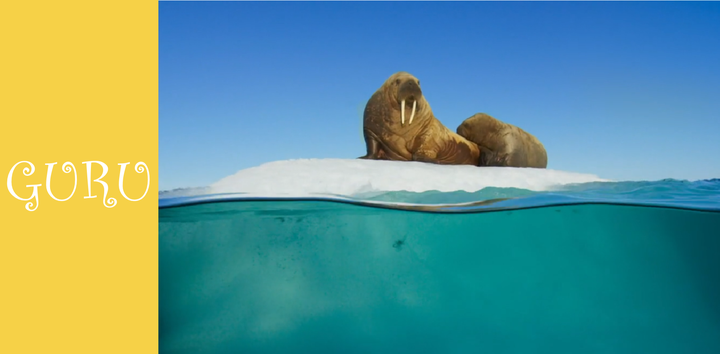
[159,180,720,353]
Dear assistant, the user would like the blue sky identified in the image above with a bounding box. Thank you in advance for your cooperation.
[160,1,720,190]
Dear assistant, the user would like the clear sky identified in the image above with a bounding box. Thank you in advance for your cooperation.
[160,1,720,190]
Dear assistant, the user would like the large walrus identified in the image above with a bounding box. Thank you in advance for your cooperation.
[456,113,548,168]
[359,72,480,165]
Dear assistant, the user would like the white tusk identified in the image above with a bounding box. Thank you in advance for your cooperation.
[409,100,416,125]
[401,99,405,125]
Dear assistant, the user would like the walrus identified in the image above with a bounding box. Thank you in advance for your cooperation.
[359,72,480,165]
[456,113,548,168]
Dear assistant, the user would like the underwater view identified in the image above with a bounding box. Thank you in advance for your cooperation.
[160,177,720,354]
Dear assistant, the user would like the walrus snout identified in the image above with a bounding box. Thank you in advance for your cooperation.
[397,80,422,101]
[397,80,422,125]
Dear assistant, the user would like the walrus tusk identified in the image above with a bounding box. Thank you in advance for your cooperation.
[409,100,416,125]
[401,99,405,125]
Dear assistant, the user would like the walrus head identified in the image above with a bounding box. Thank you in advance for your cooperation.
[383,72,425,126]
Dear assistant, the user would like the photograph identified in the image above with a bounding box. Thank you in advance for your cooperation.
[158,2,720,353]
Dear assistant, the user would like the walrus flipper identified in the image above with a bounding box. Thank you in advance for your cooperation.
[479,148,509,167]
[359,129,383,159]
[412,150,439,164]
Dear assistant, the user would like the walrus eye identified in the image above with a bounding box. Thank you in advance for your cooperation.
[417,81,420,86]
[395,79,401,85]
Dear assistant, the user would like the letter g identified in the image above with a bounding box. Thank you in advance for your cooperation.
[7,161,41,212]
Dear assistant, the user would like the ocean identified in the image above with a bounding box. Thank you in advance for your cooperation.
[159,179,720,353]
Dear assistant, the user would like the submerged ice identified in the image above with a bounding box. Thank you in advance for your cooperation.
[209,158,608,197]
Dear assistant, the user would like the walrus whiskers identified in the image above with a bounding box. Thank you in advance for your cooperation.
[401,99,406,125]
[409,100,416,125]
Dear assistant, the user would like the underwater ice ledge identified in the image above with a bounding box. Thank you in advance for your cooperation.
[208,158,608,197]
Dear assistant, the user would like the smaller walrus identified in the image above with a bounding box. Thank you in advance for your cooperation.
[456,113,548,168]
[359,72,480,165]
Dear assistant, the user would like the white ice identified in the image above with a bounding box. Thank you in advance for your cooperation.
[209,158,608,197]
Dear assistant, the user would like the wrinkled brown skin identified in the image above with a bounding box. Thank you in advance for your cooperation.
[359,72,480,165]
[456,113,548,168]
